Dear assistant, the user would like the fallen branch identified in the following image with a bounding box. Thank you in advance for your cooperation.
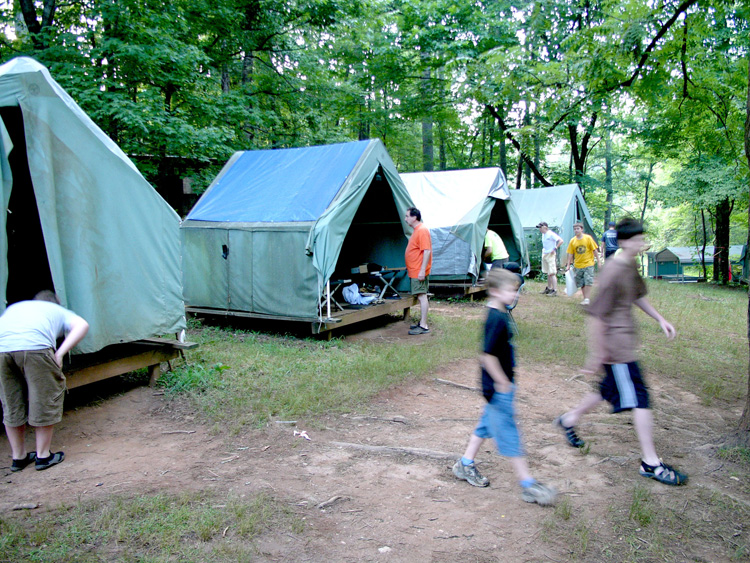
[317,495,347,509]
[12,503,38,510]
[331,441,455,460]
[434,378,480,392]
[161,430,196,435]
[350,415,408,424]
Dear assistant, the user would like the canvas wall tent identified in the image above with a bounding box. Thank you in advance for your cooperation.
[182,139,414,321]
[401,168,529,280]
[509,184,596,270]
[0,57,185,354]
[647,245,745,279]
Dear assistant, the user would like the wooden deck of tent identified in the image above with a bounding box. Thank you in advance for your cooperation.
[187,294,419,338]
[64,338,198,389]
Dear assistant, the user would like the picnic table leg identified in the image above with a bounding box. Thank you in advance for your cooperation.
[148,363,161,387]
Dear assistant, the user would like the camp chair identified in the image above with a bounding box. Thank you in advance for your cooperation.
[370,269,402,300]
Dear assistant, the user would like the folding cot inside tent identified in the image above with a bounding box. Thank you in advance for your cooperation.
[0,57,186,353]
[182,139,414,319]
[508,184,596,271]
[401,168,529,280]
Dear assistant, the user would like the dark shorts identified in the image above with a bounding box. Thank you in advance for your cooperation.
[0,349,66,427]
[410,277,429,295]
[600,362,649,413]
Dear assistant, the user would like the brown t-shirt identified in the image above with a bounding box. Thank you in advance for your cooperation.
[587,256,647,364]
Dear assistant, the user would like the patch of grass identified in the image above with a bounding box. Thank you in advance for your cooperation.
[0,491,302,562]
[628,485,654,527]
[162,313,481,428]
[554,496,572,520]
[717,446,750,465]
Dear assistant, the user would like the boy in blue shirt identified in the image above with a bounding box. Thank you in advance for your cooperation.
[452,268,557,505]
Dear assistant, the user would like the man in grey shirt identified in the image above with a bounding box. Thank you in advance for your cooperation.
[0,291,88,471]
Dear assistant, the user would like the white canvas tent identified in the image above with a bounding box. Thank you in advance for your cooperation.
[401,168,529,280]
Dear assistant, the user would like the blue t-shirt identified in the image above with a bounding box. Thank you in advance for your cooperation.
[602,229,618,253]
[481,307,515,402]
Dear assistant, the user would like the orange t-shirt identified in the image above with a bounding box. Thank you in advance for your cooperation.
[405,223,432,278]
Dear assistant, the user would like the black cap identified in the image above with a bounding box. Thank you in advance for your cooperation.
[536,221,548,228]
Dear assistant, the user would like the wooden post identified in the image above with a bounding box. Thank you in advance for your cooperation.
[148,363,161,387]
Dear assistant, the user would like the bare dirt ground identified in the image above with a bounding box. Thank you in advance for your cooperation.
[1,301,748,561]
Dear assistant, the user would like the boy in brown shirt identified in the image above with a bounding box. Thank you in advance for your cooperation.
[555,218,687,486]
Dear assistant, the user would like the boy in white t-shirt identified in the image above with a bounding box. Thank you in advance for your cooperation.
[0,291,88,471]
[536,222,563,296]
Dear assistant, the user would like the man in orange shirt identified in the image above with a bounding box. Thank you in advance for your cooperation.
[404,207,432,335]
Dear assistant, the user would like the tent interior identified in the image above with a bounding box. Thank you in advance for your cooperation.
[486,200,523,267]
[0,106,55,306]
[331,167,409,292]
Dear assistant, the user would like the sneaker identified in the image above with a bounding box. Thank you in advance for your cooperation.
[408,325,430,335]
[521,482,557,506]
[452,459,489,487]
[10,452,36,472]
[555,416,585,448]
[581,298,590,305]
[35,451,65,471]
[639,460,688,486]
[541,287,550,294]
[546,290,557,297]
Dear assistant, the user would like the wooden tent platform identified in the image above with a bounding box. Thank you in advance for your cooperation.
[187,294,419,338]
[64,338,198,389]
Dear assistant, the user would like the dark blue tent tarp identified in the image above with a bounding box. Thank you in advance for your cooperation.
[187,141,370,223]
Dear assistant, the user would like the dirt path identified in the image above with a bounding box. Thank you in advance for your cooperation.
[1,305,748,561]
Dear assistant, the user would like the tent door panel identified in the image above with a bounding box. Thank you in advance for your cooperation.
[0,107,54,305]
[227,230,253,312]
[182,228,230,310]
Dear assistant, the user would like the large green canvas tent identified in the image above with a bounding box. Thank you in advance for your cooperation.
[647,245,745,280]
[509,184,596,270]
[0,57,185,354]
[182,139,414,320]
[401,168,529,280]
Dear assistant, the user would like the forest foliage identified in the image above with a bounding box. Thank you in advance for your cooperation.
[0,0,748,280]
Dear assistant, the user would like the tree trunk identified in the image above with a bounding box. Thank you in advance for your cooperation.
[700,209,708,281]
[603,128,613,228]
[533,130,541,189]
[640,162,653,223]
[19,0,57,50]
[712,197,731,284]
[438,122,447,171]
[422,118,434,171]
[568,112,598,188]
[738,55,750,439]
[499,135,507,179]
[523,111,531,189]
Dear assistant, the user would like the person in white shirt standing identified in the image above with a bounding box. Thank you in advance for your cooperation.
[0,290,88,471]
[536,222,564,296]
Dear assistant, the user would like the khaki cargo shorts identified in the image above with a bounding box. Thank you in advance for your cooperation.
[574,265,595,288]
[0,349,66,427]
[541,252,558,274]
[410,277,429,295]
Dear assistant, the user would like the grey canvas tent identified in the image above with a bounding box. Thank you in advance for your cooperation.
[182,139,414,321]
[509,184,596,270]
[0,57,186,354]
[401,168,529,280]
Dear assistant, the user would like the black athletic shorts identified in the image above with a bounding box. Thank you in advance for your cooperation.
[600,362,649,413]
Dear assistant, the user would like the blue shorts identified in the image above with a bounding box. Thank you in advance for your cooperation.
[600,362,649,413]
[474,385,524,457]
